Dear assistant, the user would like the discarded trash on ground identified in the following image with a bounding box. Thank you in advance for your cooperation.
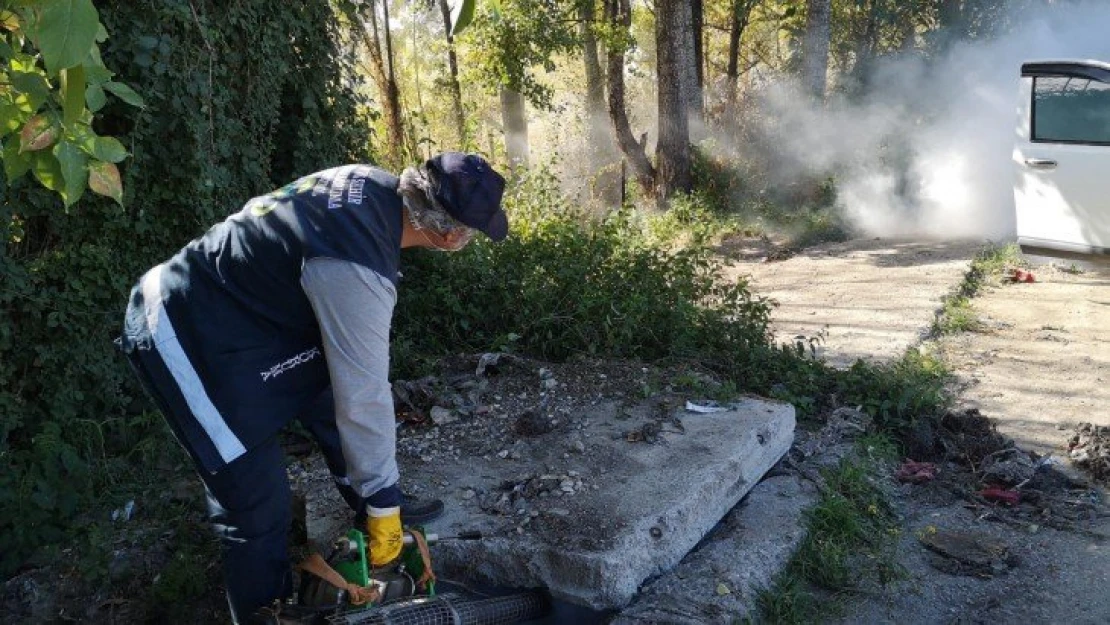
[1068,422,1110,485]
[896,460,938,484]
[918,528,1018,577]
[1008,268,1036,283]
[978,486,1021,506]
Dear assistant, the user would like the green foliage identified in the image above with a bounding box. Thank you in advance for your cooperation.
[833,349,950,434]
[1,0,143,206]
[459,0,580,109]
[394,165,774,375]
[759,456,904,622]
[0,0,372,579]
[931,243,1024,336]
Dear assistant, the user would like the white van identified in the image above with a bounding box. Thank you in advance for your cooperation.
[1013,60,1110,258]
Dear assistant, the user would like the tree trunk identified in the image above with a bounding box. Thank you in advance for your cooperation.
[725,0,754,113]
[900,6,917,53]
[801,0,831,101]
[438,0,467,147]
[380,0,405,164]
[852,0,878,91]
[656,0,693,202]
[691,0,704,118]
[937,0,965,49]
[500,86,530,168]
[604,0,654,195]
[347,1,405,167]
[580,0,614,166]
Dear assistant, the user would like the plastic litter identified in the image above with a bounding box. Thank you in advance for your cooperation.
[684,401,735,414]
[112,499,136,522]
[896,460,938,484]
[1008,268,1035,283]
[978,486,1020,506]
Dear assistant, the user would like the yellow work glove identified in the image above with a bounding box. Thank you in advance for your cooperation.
[367,506,403,567]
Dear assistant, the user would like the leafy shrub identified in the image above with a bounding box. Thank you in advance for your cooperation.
[393,166,774,375]
[0,0,371,579]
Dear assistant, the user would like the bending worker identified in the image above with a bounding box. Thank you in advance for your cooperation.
[119,153,508,622]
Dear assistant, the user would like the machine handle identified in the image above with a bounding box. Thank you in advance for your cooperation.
[1025,158,1058,169]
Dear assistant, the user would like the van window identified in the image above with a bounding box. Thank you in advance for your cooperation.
[1033,75,1110,144]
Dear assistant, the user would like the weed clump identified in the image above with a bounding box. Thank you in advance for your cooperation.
[932,243,1025,336]
[759,451,905,623]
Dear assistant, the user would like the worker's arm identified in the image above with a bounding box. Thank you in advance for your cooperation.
[300,257,401,507]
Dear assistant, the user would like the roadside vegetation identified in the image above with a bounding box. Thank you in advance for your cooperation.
[2,0,1010,619]
[931,243,1026,336]
[756,438,904,624]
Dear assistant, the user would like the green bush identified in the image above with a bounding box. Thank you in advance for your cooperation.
[393,166,775,375]
[0,0,371,578]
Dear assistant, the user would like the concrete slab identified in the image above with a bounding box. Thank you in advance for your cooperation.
[614,474,817,624]
[404,397,796,610]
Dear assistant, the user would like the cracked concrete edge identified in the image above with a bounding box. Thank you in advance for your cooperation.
[612,472,820,624]
[431,414,796,609]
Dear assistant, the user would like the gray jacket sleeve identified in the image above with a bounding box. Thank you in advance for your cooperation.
[300,257,400,499]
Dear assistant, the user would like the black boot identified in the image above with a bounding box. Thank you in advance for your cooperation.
[353,493,444,528]
[400,493,445,525]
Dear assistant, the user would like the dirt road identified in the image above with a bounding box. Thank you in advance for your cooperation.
[724,238,981,366]
[937,261,1110,456]
[726,238,1110,624]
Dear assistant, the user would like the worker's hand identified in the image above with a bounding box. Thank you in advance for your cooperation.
[367,505,403,567]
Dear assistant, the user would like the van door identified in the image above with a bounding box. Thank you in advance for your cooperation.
[1014,61,1110,255]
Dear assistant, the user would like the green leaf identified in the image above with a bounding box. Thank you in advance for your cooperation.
[83,63,113,85]
[10,69,50,101]
[89,136,126,163]
[87,159,121,205]
[19,114,59,151]
[103,81,144,108]
[0,9,20,32]
[61,65,85,125]
[31,149,64,192]
[3,134,31,180]
[53,139,87,207]
[450,0,477,36]
[85,83,105,111]
[37,0,100,74]
[0,101,24,137]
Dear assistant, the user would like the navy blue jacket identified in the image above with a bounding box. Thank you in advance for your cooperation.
[122,165,403,473]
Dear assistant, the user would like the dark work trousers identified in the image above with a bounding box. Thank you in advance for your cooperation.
[125,346,362,623]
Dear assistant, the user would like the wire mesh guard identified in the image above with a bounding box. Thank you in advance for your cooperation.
[327,591,551,625]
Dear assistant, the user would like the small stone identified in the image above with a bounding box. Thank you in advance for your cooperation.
[517,508,528,516]
[462,489,476,500]
[716,582,731,596]
[549,508,571,517]
[516,526,525,534]
[497,450,510,459]
[543,378,558,390]
[571,440,586,453]
[560,479,575,491]
[430,406,458,426]
[563,453,570,459]
[568,470,579,477]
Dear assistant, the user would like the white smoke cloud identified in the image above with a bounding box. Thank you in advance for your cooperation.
[756,1,1110,239]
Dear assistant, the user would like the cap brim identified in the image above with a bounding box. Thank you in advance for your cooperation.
[482,210,509,242]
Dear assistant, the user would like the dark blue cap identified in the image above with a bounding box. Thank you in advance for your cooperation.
[426,152,509,242]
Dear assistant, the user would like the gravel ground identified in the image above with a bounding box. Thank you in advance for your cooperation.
[723,238,1110,625]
